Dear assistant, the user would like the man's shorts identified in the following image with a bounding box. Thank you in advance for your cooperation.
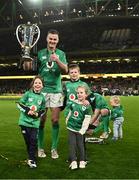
[42,93,64,108]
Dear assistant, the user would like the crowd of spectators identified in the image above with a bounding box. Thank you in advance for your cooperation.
[87,77,139,96]
[0,76,139,96]
[0,59,138,76]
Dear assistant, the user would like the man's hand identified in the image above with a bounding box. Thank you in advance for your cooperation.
[50,53,59,62]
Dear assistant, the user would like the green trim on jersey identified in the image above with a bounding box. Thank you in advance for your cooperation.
[18,90,46,128]
[67,100,92,132]
[38,48,67,93]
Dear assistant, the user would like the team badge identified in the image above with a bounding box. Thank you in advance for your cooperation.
[69,94,75,101]
[82,106,86,111]
[38,100,42,105]
[74,111,79,117]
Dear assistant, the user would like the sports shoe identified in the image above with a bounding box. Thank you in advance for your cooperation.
[86,129,93,135]
[51,149,59,159]
[27,160,37,168]
[100,132,109,139]
[79,161,86,168]
[38,149,46,158]
[69,161,78,170]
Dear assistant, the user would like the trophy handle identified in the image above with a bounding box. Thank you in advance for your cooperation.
[30,24,40,48]
[16,25,23,47]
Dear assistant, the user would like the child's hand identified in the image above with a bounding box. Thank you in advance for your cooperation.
[28,110,34,115]
[28,110,38,117]
[83,100,90,106]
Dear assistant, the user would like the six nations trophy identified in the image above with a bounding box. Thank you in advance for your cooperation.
[16,21,40,70]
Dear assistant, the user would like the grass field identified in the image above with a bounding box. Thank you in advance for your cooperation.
[0,96,139,179]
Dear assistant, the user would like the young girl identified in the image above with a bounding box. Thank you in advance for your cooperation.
[17,75,46,168]
[110,96,124,141]
[66,85,92,170]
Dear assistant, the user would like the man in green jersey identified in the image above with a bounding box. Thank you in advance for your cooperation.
[37,29,68,159]
[87,92,110,139]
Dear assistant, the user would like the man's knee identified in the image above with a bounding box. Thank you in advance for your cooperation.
[101,109,109,116]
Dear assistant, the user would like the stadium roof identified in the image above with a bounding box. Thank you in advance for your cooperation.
[0,0,139,63]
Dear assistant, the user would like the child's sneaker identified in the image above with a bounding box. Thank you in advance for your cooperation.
[100,132,109,139]
[69,161,78,170]
[27,160,37,168]
[38,149,46,158]
[51,149,59,159]
[79,161,86,168]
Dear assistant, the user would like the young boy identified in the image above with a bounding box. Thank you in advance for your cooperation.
[110,96,124,140]
[66,85,92,170]
[62,64,90,115]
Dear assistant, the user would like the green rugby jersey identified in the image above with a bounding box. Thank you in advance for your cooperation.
[64,79,90,106]
[111,105,124,120]
[18,90,46,128]
[88,92,109,111]
[38,48,67,93]
[66,100,92,132]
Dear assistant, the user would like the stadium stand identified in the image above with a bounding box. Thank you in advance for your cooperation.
[0,0,139,96]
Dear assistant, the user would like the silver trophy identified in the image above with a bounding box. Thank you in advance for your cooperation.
[16,21,40,61]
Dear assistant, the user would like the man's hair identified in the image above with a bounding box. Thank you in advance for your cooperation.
[68,64,80,72]
[47,29,59,36]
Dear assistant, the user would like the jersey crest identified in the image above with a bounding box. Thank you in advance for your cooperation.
[82,106,86,111]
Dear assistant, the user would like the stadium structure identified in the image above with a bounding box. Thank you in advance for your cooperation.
[0,0,139,96]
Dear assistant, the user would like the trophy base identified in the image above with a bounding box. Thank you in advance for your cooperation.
[22,55,33,62]
[23,61,33,71]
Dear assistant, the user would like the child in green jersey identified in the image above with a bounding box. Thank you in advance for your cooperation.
[17,76,46,168]
[66,85,92,170]
[110,96,124,141]
[62,64,90,116]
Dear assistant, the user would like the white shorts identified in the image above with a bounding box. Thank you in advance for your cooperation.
[42,93,64,108]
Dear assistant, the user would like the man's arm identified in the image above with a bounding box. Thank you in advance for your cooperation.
[90,109,101,124]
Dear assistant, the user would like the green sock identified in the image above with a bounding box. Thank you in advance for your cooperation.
[51,123,59,150]
[38,127,44,149]
[94,122,104,133]
[101,115,110,133]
